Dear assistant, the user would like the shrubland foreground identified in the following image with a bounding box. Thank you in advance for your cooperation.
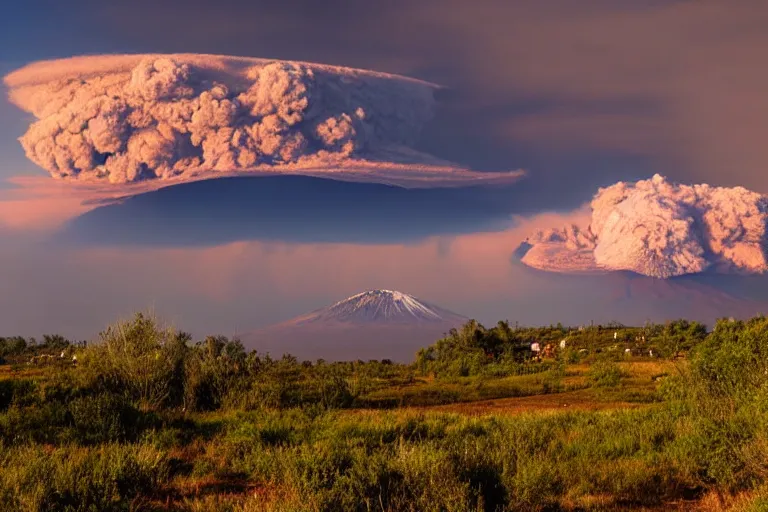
[0,315,767,511]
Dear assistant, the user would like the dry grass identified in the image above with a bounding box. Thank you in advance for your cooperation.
[0,365,48,380]
[0,356,760,511]
[411,388,646,417]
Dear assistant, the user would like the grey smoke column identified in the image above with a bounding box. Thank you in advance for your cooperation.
[6,55,437,184]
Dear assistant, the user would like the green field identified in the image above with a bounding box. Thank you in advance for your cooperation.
[0,315,767,511]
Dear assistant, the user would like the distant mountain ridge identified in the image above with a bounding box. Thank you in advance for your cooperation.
[239,290,468,362]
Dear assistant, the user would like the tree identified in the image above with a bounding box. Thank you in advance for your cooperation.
[0,337,27,357]
[650,319,707,358]
[42,334,70,351]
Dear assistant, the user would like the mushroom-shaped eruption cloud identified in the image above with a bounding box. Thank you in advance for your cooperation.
[521,174,768,278]
[5,54,521,187]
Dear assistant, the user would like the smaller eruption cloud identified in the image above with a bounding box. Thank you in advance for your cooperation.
[4,54,439,184]
[522,174,768,278]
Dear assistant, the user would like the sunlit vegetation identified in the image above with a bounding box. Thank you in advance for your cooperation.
[0,313,765,510]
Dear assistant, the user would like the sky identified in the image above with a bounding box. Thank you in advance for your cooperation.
[2,0,768,342]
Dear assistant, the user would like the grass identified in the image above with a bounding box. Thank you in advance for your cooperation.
[0,358,712,511]
[135,405,700,511]
[357,360,673,411]
[0,312,765,512]
[358,372,581,408]
[0,443,171,511]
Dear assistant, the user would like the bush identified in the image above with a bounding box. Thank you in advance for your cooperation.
[183,336,248,412]
[562,348,581,364]
[80,313,188,410]
[0,379,37,411]
[0,392,152,446]
[68,393,146,444]
[416,320,535,378]
[0,443,171,511]
[0,402,70,445]
[588,361,622,387]
[675,316,768,494]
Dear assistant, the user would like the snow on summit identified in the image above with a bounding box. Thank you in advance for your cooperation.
[4,54,524,189]
[289,290,467,325]
[521,174,768,279]
[240,290,468,361]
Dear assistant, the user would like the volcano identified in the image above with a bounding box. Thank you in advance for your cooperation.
[239,290,468,362]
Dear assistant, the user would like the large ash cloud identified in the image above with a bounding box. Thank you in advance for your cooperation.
[522,174,768,278]
[4,54,438,184]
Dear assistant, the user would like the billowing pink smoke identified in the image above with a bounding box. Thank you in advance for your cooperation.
[5,55,437,184]
[523,174,768,278]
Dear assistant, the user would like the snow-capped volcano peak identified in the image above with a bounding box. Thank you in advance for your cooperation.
[242,290,469,361]
[291,289,466,325]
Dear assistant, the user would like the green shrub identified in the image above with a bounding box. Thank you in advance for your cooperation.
[183,336,248,412]
[81,312,188,411]
[0,402,70,445]
[0,443,171,511]
[67,393,146,444]
[664,316,768,495]
[140,425,187,451]
[316,370,356,409]
[588,361,623,387]
[0,378,37,410]
[0,391,153,446]
[562,348,581,364]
